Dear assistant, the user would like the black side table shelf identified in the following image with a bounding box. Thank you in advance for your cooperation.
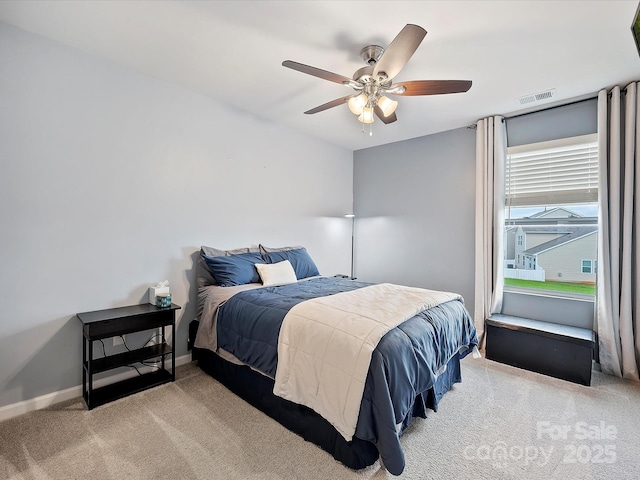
[77,303,181,409]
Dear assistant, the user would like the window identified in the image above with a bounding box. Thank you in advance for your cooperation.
[503,134,598,297]
[505,134,598,207]
[581,259,597,274]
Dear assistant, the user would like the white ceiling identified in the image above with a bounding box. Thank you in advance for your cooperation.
[1,0,639,151]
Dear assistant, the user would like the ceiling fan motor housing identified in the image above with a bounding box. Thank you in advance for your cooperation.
[360,45,385,65]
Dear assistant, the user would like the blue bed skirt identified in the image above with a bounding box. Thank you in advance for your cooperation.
[191,333,462,471]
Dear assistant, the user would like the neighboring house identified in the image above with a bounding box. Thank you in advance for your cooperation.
[504,226,517,267]
[528,207,585,220]
[505,208,597,283]
[514,225,566,268]
[521,225,597,283]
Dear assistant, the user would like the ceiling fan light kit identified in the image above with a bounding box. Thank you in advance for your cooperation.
[377,95,398,117]
[282,24,472,136]
[348,93,368,115]
[358,106,375,124]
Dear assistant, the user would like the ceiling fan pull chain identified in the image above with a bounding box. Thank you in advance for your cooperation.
[361,121,373,136]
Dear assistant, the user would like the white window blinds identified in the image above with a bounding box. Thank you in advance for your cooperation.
[506,133,598,206]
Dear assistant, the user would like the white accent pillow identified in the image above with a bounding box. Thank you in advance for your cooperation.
[255,260,298,286]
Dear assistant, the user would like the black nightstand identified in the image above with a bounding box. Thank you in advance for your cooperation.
[77,303,181,409]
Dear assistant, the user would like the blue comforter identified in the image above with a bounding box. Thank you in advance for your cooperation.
[216,277,477,475]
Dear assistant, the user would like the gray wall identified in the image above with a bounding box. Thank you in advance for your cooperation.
[506,98,597,147]
[0,22,353,409]
[501,292,595,329]
[353,100,599,332]
[353,127,477,307]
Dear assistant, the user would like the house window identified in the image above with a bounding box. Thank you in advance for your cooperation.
[503,134,598,297]
[581,259,597,274]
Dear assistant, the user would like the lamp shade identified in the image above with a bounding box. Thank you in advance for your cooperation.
[348,93,368,115]
[358,106,374,124]
[377,95,398,117]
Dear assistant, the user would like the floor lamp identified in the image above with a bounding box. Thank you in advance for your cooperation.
[345,213,355,279]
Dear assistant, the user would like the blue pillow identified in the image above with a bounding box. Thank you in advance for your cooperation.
[263,248,320,279]
[203,252,263,287]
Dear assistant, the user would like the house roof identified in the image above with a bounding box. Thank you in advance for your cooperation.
[0,1,638,151]
[528,207,582,218]
[523,225,598,255]
[508,216,598,226]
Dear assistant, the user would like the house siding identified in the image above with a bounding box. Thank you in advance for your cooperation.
[525,233,564,249]
[514,229,563,268]
[538,232,597,282]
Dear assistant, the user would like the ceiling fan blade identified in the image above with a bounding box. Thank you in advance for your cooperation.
[373,24,427,80]
[374,105,397,124]
[393,80,472,96]
[304,95,351,114]
[283,60,353,85]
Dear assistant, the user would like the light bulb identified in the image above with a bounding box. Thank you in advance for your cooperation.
[348,93,368,115]
[377,95,398,117]
[358,106,374,124]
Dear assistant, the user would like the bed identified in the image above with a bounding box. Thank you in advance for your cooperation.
[190,244,478,475]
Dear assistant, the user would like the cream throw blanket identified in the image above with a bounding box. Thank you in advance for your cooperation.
[273,283,461,441]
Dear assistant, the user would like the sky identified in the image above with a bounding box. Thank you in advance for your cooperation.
[507,203,598,219]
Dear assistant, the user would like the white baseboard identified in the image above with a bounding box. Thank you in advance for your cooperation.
[0,354,193,423]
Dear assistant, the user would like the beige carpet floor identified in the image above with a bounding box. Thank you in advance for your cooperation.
[1,357,640,480]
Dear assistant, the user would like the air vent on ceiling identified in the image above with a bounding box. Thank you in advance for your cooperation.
[517,88,556,105]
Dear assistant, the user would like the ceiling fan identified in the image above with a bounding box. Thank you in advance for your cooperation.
[282,24,472,134]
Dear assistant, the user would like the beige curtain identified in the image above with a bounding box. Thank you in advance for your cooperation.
[474,116,506,347]
[596,83,640,380]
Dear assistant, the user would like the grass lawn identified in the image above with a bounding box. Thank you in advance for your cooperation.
[504,278,596,295]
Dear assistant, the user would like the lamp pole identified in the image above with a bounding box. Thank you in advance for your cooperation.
[345,214,355,279]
